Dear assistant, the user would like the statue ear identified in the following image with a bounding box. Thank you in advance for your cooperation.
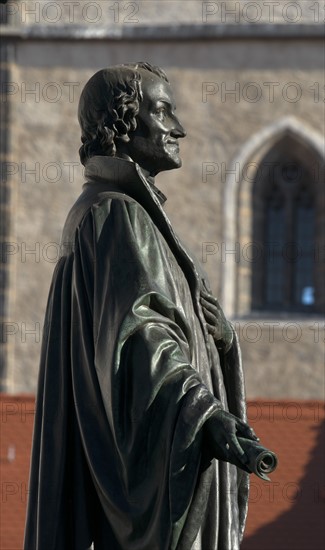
[112,120,130,141]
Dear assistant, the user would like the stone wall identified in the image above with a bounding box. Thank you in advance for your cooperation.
[8,1,325,26]
[238,320,324,398]
[1,26,324,394]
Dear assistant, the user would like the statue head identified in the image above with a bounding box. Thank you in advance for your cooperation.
[78,62,186,176]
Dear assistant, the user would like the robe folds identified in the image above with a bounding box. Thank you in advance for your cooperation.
[24,156,249,550]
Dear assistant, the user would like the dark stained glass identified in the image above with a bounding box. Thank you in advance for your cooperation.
[252,146,317,312]
[294,205,315,306]
[265,205,285,306]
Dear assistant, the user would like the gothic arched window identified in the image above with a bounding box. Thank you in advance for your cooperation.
[251,139,321,313]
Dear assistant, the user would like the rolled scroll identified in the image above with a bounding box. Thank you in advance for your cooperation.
[238,437,278,481]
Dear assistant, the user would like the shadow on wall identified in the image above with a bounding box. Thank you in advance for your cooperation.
[242,416,325,550]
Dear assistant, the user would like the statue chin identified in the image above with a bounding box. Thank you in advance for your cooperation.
[154,154,183,174]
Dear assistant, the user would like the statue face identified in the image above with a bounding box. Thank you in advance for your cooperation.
[118,71,186,176]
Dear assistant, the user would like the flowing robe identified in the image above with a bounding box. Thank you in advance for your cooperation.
[24,156,249,550]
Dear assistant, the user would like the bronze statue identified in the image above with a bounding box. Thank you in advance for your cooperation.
[24,63,276,550]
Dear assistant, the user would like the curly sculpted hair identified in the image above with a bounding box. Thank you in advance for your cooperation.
[78,62,169,166]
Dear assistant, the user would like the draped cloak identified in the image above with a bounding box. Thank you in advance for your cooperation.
[24,156,249,550]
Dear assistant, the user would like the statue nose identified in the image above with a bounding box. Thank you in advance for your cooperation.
[171,120,186,139]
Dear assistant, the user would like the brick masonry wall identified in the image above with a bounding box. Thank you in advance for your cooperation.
[1,395,324,550]
[242,400,325,550]
[0,396,34,550]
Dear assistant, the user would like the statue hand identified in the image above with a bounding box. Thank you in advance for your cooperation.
[200,289,234,352]
[205,410,259,471]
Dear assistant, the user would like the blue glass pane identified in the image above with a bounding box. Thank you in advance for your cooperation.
[301,287,314,305]
[294,206,314,306]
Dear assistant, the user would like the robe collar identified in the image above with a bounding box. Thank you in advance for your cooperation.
[84,156,208,342]
[83,155,208,341]
[84,155,167,206]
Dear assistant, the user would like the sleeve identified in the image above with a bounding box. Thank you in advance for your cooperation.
[71,197,222,549]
